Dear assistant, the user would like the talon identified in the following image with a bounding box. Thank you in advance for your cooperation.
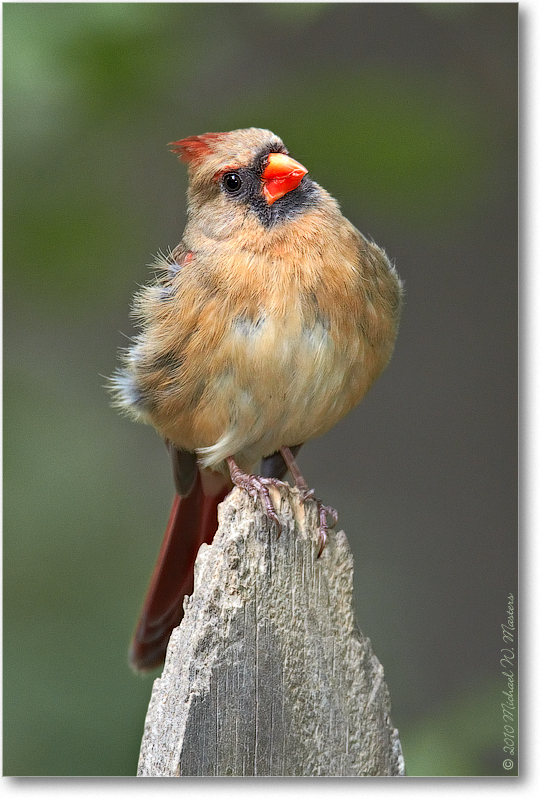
[317,529,327,558]
[226,455,338,555]
[322,504,338,528]
[277,446,338,554]
[316,501,338,557]
[227,456,284,534]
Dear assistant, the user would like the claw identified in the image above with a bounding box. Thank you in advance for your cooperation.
[299,488,337,554]
[315,501,339,556]
[227,457,284,534]
[226,454,338,556]
[279,447,338,557]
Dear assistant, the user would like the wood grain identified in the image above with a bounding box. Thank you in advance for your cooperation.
[137,485,404,777]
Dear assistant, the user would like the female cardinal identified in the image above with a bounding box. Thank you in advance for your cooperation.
[111,127,402,672]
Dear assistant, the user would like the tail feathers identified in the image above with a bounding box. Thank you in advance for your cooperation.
[129,471,229,672]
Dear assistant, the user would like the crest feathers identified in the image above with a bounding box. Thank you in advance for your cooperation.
[169,132,226,164]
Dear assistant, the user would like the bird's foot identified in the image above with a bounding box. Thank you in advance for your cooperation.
[279,447,338,556]
[226,453,339,554]
[226,457,285,533]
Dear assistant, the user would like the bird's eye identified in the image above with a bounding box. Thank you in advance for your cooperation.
[223,172,242,194]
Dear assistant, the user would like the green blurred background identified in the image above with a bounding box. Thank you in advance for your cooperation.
[3,2,517,776]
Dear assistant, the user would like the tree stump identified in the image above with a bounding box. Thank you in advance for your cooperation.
[137,485,404,776]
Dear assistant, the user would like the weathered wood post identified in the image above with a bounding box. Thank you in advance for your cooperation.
[137,485,404,776]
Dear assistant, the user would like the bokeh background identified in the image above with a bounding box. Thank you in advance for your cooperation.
[3,2,517,777]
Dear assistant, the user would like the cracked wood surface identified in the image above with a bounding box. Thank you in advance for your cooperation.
[137,485,404,777]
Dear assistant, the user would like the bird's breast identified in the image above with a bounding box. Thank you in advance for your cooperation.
[126,226,401,470]
[165,301,379,469]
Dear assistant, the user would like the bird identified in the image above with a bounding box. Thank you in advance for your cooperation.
[110,127,403,672]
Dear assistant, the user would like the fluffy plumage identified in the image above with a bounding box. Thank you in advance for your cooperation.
[113,128,402,472]
[111,128,402,671]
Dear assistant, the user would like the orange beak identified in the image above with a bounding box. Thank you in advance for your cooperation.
[261,153,308,205]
